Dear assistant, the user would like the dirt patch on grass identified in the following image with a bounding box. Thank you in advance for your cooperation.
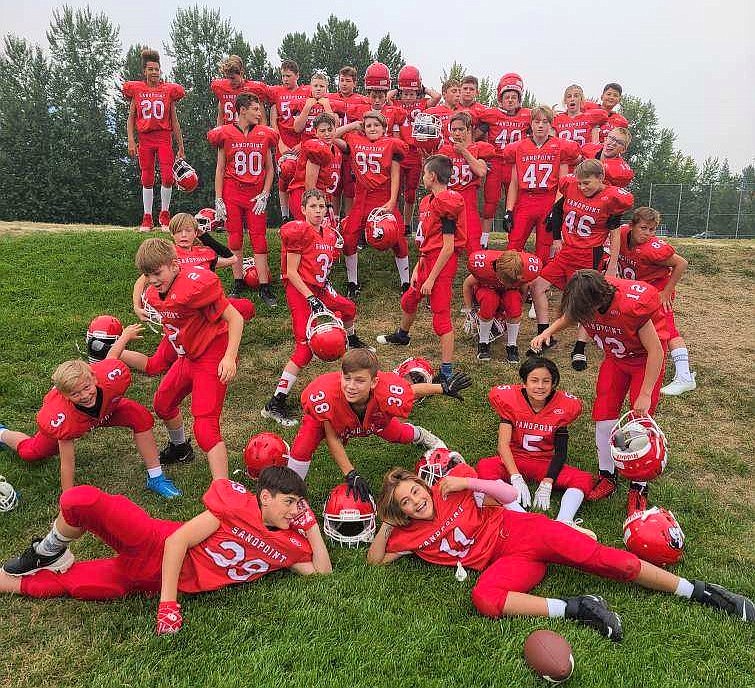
[0,220,134,236]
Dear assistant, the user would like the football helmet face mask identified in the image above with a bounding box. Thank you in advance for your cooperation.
[242,257,260,289]
[194,207,222,233]
[623,507,685,567]
[322,483,376,547]
[173,158,199,193]
[0,476,19,512]
[364,61,391,91]
[243,432,290,479]
[393,357,434,385]
[610,411,668,481]
[398,65,421,89]
[365,208,400,251]
[306,311,348,362]
[411,113,443,141]
[462,310,506,342]
[415,448,466,487]
[497,72,524,100]
[85,315,123,363]
[140,292,163,334]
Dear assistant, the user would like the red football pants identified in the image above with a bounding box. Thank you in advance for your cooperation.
[344,187,408,258]
[138,130,174,187]
[401,148,422,206]
[401,251,458,336]
[460,187,483,252]
[507,191,556,264]
[592,354,666,421]
[474,286,523,320]
[482,157,513,219]
[475,453,595,495]
[222,178,267,253]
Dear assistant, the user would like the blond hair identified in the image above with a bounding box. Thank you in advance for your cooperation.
[530,105,554,124]
[609,126,632,147]
[494,250,524,286]
[631,207,662,226]
[135,238,177,275]
[169,213,198,237]
[377,468,431,527]
[221,55,244,77]
[52,360,95,394]
[563,84,584,103]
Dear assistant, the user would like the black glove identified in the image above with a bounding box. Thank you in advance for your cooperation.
[502,210,514,232]
[345,470,372,503]
[606,214,623,230]
[440,371,472,400]
[546,197,565,237]
[307,295,325,313]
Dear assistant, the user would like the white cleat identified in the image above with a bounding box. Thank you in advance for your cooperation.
[561,519,598,541]
[660,372,697,396]
[414,426,447,451]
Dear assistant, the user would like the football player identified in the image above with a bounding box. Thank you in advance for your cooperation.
[261,189,372,427]
[211,55,269,127]
[0,468,332,635]
[345,62,406,138]
[590,83,629,144]
[207,93,278,306]
[531,270,669,514]
[0,356,180,498]
[457,75,488,128]
[424,79,462,146]
[618,207,696,396]
[553,85,607,163]
[367,465,755,638]
[292,70,346,142]
[123,48,186,231]
[581,127,634,189]
[377,155,467,383]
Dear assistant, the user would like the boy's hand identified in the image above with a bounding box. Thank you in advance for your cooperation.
[420,277,435,296]
[128,140,138,157]
[441,372,472,400]
[119,323,144,343]
[156,601,182,635]
[345,470,372,503]
[217,356,237,384]
[439,475,469,498]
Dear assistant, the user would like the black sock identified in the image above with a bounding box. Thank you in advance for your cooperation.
[537,323,549,335]
[234,278,244,289]
[273,391,289,403]
[573,341,586,355]
[599,469,616,479]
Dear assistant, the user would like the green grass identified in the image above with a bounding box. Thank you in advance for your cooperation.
[0,229,754,688]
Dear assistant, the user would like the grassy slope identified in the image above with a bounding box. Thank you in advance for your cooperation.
[0,227,753,688]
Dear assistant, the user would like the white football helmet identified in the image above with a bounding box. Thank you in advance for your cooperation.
[462,309,506,342]
[412,113,443,141]
[0,476,19,512]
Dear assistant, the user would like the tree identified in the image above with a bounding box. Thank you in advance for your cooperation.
[308,16,372,86]
[476,77,496,107]
[373,34,404,80]
[278,32,313,81]
[440,62,466,85]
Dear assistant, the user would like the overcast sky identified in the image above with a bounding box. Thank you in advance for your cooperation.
[5,0,755,172]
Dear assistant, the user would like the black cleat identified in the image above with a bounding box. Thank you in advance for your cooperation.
[261,395,299,427]
[159,441,195,465]
[571,349,588,371]
[3,539,74,576]
[346,282,361,299]
[506,345,520,364]
[259,284,277,308]
[565,595,623,642]
[477,342,491,361]
[348,334,376,352]
[376,331,411,346]
[692,581,755,622]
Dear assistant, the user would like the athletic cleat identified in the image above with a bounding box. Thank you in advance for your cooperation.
[346,282,361,299]
[261,396,299,427]
[158,210,171,229]
[626,483,649,516]
[660,373,697,396]
[147,474,182,499]
[691,581,755,622]
[527,337,558,357]
[571,351,588,371]
[477,342,491,361]
[528,303,536,319]
[587,471,618,501]
[401,282,410,293]
[404,225,412,237]
[376,331,411,346]
[259,284,277,308]
[506,345,520,364]
[159,441,195,465]
[561,519,598,541]
[139,213,154,232]
[565,595,623,641]
[414,426,447,451]
[348,334,376,353]
[2,539,75,576]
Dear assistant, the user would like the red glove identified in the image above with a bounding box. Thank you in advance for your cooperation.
[156,600,183,635]
[290,499,317,535]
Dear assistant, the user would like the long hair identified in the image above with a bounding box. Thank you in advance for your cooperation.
[377,468,430,527]
[560,270,616,323]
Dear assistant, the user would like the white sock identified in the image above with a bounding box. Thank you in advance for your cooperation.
[556,487,585,522]
[395,256,410,284]
[596,419,617,473]
[275,371,298,397]
[160,185,172,211]
[280,196,290,217]
[287,457,311,479]
[345,254,358,283]
[35,522,73,556]
[675,577,694,599]
[147,466,163,479]
[142,187,154,214]
[168,426,186,445]
[505,501,526,512]
[478,319,493,344]
[507,322,520,346]
[546,598,567,618]
[670,347,692,381]
[480,232,490,248]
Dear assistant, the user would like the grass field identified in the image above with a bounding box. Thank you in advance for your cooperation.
[0,222,753,688]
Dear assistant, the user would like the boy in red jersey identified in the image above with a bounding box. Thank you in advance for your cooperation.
[424,79,462,146]
[377,155,466,383]
[503,106,580,263]
[553,85,607,154]
[368,465,755,636]
[123,49,186,231]
[261,190,372,427]
[476,357,596,525]
[591,83,629,144]
[618,207,695,396]
[137,238,243,480]
[463,249,542,362]
[0,468,332,635]
[211,55,269,127]
[345,62,406,138]
[581,127,634,188]
[292,70,346,142]
[207,93,277,306]
[531,270,668,513]
[0,358,180,498]
[457,75,488,126]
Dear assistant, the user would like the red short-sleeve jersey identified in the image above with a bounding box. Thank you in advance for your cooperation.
[346,102,406,136]
[558,177,634,249]
[581,145,634,188]
[280,220,342,287]
[385,463,505,570]
[505,137,580,193]
[416,189,467,254]
[456,102,488,128]
[269,85,311,149]
[142,267,229,360]
[477,107,532,154]
[175,245,217,270]
[617,225,676,288]
[553,110,608,146]
[210,79,270,124]
[122,81,185,134]
[398,97,431,145]
[292,97,346,141]
[288,139,342,200]
[207,124,277,186]
[437,141,496,192]
[599,111,629,143]
[179,479,312,593]
[345,132,404,191]
[468,250,541,289]
[35,360,132,441]
[488,385,582,461]
[581,277,669,359]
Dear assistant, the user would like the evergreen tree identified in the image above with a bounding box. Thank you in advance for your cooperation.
[278,32,313,80]
[373,34,404,81]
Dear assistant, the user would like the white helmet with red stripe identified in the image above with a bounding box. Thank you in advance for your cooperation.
[306,311,348,362]
[365,208,400,251]
[85,315,123,363]
[610,411,668,481]
[173,158,199,193]
[322,483,376,547]
[414,448,466,487]
[243,432,290,479]
[623,506,685,567]
[393,357,434,385]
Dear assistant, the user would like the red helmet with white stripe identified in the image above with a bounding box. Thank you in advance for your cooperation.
[85,315,123,363]
[364,62,391,91]
[365,208,400,251]
[414,448,466,487]
[194,208,222,233]
[610,412,668,481]
[243,432,290,479]
[242,257,260,289]
[398,65,421,89]
[623,507,685,566]
[394,357,434,384]
[322,483,376,547]
[497,73,524,100]
[307,311,348,362]
[173,158,199,193]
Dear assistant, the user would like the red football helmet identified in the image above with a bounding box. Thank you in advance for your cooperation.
[412,112,443,141]
[364,61,391,91]
[398,65,421,89]
[194,207,222,233]
[322,483,376,547]
[610,411,668,481]
[394,357,434,384]
[173,158,199,193]
[85,315,123,363]
[623,507,685,567]
[415,448,466,487]
[365,208,400,251]
[243,432,290,479]
[497,72,524,100]
[242,257,260,289]
[306,311,348,362]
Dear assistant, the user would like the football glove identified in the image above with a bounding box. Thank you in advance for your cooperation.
[510,473,532,508]
[345,469,372,503]
[156,600,183,635]
[214,198,227,222]
[252,192,270,215]
[440,372,472,400]
[290,499,318,534]
[307,296,325,313]
[503,210,514,232]
[533,480,552,511]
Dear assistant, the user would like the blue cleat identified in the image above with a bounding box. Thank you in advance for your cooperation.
[147,474,182,499]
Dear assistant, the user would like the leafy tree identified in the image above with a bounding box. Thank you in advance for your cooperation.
[309,16,372,86]
[476,77,496,107]
[522,89,538,109]
[373,34,404,80]
[440,62,466,85]
[278,32,313,80]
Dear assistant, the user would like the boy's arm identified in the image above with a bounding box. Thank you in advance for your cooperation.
[214,149,225,203]
[58,440,76,491]
[132,275,148,320]
[334,121,361,138]
[659,254,688,311]
[170,103,185,159]
[127,99,137,157]
[215,101,224,128]
[293,99,315,133]
[421,232,454,295]
[505,167,519,211]
[385,159,401,210]
[460,146,488,178]
[218,303,243,384]
[634,320,664,415]
[531,314,574,351]
[323,420,355,475]
[462,273,477,309]
[106,324,144,360]
[425,87,441,106]
[606,228,621,277]
[304,160,321,191]
[367,523,409,565]
[290,520,333,576]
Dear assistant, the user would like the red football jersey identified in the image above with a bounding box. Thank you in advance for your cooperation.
[346,102,406,136]
[468,250,541,289]
[344,132,405,191]
[292,97,346,141]
[122,81,185,134]
[175,245,216,270]
[280,220,342,287]
[288,139,342,200]
[423,104,457,145]
[581,144,634,188]
[503,137,581,193]
[210,79,270,124]
[457,101,488,128]
[581,277,669,359]
[398,97,431,145]
[143,266,230,359]
[488,385,582,461]
[599,111,629,143]
[438,141,496,192]
[300,371,414,442]
[415,189,467,254]
[478,107,532,154]
[269,85,311,149]
[35,359,132,441]
[617,225,675,288]
[558,176,634,249]
[179,479,312,593]
[207,124,277,186]
[553,110,608,146]
[385,463,505,571]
